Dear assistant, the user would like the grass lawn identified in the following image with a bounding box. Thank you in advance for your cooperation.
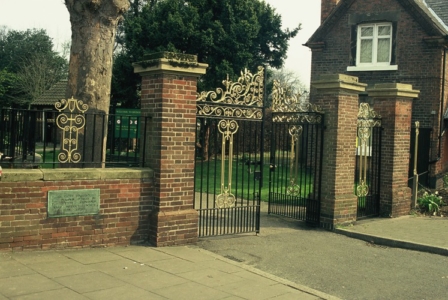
[195,158,270,201]
[195,157,314,202]
[35,149,140,168]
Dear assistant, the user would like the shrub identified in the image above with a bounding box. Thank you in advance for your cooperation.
[417,191,445,215]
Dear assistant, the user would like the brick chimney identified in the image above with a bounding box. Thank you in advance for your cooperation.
[321,0,340,23]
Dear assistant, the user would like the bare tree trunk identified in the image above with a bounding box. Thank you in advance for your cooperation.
[64,0,129,167]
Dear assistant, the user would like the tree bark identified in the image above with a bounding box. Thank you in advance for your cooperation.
[64,0,129,167]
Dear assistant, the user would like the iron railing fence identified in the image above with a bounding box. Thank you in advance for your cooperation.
[195,117,264,237]
[355,126,382,219]
[268,113,324,226]
[0,107,150,169]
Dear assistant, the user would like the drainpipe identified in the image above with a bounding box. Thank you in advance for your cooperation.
[437,47,447,161]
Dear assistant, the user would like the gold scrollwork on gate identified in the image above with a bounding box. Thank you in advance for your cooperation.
[196,67,264,209]
[216,120,239,208]
[196,66,264,120]
[271,79,323,123]
[55,97,88,163]
[356,103,381,197]
[287,125,303,196]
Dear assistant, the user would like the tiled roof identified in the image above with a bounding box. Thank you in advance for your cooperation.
[32,80,67,106]
[425,0,448,29]
[306,0,448,46]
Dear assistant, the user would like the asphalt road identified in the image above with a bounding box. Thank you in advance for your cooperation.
[196,206,448,300]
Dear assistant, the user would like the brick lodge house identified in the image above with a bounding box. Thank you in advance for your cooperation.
[306,0,448,188]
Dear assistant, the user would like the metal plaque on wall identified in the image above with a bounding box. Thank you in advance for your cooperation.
[47,189,100,218]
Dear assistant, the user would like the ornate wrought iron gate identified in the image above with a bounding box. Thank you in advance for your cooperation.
[194,67,265,237]
[355,103,382,219]
[268,81,324,226]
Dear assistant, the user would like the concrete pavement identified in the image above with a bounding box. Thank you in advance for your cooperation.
[0,244,339,300]
[334,214,448,256]
[1,212,447,300]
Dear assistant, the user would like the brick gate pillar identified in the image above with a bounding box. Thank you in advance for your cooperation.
[368,83,420,217]
[312,74,367,229]
[134,52,208,246]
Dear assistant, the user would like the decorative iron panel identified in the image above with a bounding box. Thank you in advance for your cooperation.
[55,97,88,164]
[268,80,324,226]
[356,103,382,219]
[195,67,265,237]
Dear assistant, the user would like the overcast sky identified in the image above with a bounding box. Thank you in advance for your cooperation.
[0,0,320,87]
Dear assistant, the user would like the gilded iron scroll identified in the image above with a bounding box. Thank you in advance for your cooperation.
[216,120,239,208]
[271,79,323,124]
[356,103,381,197]
[196,66,265,210]
[271,79,324,197]
[287,125,303,196]
[196,66,264,120]
[55,97,88,163]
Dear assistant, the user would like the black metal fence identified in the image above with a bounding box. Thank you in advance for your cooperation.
[0,108,150,168]
[194,66,265,237]
[355,126,382,218]
[268,112,324,226]
[195,117,264,237]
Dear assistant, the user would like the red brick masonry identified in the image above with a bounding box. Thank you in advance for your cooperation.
[0,168,153,251]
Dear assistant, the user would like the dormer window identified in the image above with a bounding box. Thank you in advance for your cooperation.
[347,22,398,71]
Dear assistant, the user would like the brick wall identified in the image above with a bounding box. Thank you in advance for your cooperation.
[0,168,153,251]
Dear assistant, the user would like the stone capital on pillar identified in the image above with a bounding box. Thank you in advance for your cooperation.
[368,83,419,217]
[133,52,208,78]
[367,83,420,99]
[134,52,208,246]
[311,74,365,229]
[312,74,367,94]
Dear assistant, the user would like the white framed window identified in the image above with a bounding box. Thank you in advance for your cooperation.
[347,22,398,71]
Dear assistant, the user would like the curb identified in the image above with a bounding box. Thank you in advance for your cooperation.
[334,229,448,257]
[190,246,342,300]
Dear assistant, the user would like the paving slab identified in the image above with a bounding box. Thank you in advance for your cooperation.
[88,258,150,276]
[7,251,66,264]
[110,246,173,263]
[177,268,246,287]
[215,280,296,300]
[9,288,88,300]
[26,258,95,278]
[152,281,232,300]
[0,273,63,298]
[53,271,126,294]
[147,257,211,274]
[156,245,218,262]
[0,260,35,279]
[83,284,167,300]
[118,267,189,290]
[0,245,339,300]
[63,248,123,264]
